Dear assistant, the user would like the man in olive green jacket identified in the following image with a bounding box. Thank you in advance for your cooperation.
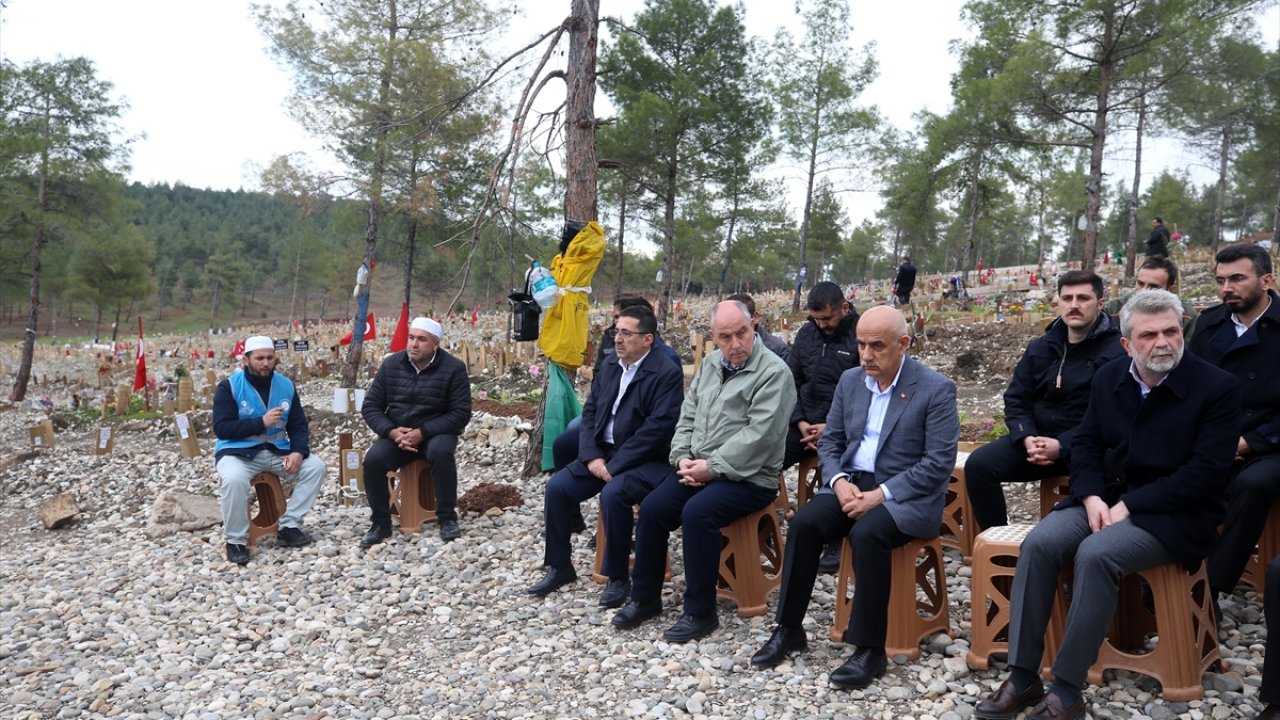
[611,300,797,644]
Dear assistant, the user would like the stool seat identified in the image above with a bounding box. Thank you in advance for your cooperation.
[830,535,950,659]
[247,472,286,547]
[388,460,437,533]
[966,523,1063,673]
[715,503,785,618]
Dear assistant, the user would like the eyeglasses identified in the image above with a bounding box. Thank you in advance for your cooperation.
[615,328,651,339]
[1215,273,1257,287]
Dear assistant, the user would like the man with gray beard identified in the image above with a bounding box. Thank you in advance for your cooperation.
[976,289,1240,720]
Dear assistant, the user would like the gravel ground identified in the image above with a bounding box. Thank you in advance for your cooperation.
[0,291,1269,720]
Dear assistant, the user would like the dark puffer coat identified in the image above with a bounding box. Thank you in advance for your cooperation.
[787,309,860,425]
[362,349,471,439]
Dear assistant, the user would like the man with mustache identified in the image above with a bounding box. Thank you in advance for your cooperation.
[976,289,1240,720]
[964,270,1126,532]
[1190,244,1280,610]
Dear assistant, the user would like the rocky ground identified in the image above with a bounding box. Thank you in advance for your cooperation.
[0,292,1269,720]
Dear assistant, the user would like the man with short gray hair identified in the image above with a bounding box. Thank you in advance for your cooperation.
[611,300,796,643]
[976,289,1240,720]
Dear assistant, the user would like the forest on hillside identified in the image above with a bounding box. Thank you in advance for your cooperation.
[3,0,1278,397]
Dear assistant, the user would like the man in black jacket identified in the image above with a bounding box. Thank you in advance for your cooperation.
[964,270,1125,531]
[976,289,1240,720]
[1192,244,1280,604]
[527,306,684,606]
[893,257,917,305]
[784,281,860,571]
[359,317,472,547]
[1146,217,1171,258]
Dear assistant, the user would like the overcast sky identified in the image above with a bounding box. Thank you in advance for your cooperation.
[2,1,1277,230]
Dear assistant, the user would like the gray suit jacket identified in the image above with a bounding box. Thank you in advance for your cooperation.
[816,355,959,539]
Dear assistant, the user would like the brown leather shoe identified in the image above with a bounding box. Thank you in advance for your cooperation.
[974,677,1046,720]
[1026,691,1085,720]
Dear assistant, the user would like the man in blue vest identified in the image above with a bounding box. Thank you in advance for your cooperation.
[213,335,326,566]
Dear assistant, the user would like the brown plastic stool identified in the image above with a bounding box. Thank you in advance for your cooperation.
[247,472,286,547]
[1086,560,1221,701]
[1240,499,1280,601]
[941,466,977,561]
[966,523,1064,673]
[388,459,437,533]
[1039,476,1071,518]
[793,455,822,511]
[829,536,950,658]
[715,503,785,618]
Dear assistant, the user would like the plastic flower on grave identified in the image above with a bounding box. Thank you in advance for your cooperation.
[529,364,540,376]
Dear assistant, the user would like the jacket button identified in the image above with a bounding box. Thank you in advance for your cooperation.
[1249,372,1256,379]
[1246,410,1254,416]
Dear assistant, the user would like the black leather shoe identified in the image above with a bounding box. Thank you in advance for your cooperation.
[599,579,630,608]
[751,625,808,668]
[359,523,393,549]
[1025,690,1085,720]
[662,613,719,643]
[611,598,663,629]
[818,541,842,574]
[276,526,313,548]
[1257,704,1280,720]
[527,566,577,596]
[975,677,1046,720]
[439,519,461,542]
[829,647,887,690]
[226,543,249,566]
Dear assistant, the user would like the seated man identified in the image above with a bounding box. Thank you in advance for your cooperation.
[359,317,471,547]
[975,289,1240,720]
[750,306,958,689]
[727,292,790,361]
[965,270,1124,531]
[527,306,684,606]
[611,300,795,642]
[1102,256,1198,338]
[550,295,680,472]
[213,335,326,565]
[1194,244,1280,605]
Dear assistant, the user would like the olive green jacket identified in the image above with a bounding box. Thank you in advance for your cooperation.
[669,343,797,491]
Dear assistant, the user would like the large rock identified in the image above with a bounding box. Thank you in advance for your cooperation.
[145,491,221,538]
[38,492,79,529]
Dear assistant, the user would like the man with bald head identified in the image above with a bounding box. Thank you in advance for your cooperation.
[611,300,796,643]
[360,317,471,547]
[751,306,959,690]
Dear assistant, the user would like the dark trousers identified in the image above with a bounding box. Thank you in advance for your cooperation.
[551,417,582,473]
[631,473,777,617]
[1208,454,1280,594]
[964,434,1068,530]
[363,434,459,525]
[1262,554,1280,705]
[775,493,910,649]
[542,459,668,577]
[783,423,815,471]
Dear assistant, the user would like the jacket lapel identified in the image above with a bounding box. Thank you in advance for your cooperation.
[878,358,915,442]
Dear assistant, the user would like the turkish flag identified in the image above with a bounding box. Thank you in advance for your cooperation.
[231,339,245,358]
[390,302,410,352]
[470,307,479,327]
[338,313,378,346]
[132,317,147,391]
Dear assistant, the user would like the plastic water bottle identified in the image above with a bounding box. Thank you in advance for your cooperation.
[529,262,559,309]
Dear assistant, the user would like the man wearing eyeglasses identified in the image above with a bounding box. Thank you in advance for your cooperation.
[1191,244,1280,611]
[527,306,685,607]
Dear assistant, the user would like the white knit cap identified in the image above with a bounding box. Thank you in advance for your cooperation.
[244,336,274,353]
[410,317,442,339]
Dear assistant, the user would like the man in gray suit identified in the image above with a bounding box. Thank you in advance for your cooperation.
[750,305,959,689]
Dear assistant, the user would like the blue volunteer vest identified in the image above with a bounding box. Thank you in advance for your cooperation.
[214,370,295,454]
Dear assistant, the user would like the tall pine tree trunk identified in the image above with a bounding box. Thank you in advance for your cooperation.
[1125,94,1147,280]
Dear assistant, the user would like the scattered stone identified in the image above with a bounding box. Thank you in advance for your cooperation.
[145,490,222,537]
[37,492,79,529]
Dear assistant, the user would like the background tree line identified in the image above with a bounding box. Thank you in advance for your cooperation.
[3,0,1277,399]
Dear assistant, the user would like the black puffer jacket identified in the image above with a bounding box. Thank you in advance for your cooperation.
[1003,312,1124,462]
[787,310,860,425]
[362,349,471,439]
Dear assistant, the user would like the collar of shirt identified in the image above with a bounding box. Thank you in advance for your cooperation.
[411,351,436,374]
[1232,294,1273,337]
[861,357,906,396]
[1126,360,1161,399]
[617,349,650,375]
